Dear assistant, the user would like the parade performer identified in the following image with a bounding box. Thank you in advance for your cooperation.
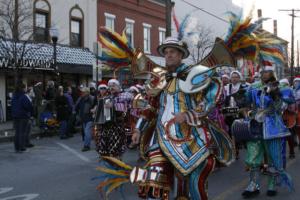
[293,75,300,148]
[95,23,236,199]
[93,79,133,158]
[242,66,294,198]
[280,79,297,159]
[223,71,248,159]
[217,12,295,198]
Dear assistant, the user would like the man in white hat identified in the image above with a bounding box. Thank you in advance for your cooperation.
[130,37,233,199]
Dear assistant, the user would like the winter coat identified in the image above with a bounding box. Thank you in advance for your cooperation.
[11,91,33,119]
[55,95,70,121]
[76,95,96,123]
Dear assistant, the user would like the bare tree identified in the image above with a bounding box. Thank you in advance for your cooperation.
[0,0,51,85]
[185,24,214,64]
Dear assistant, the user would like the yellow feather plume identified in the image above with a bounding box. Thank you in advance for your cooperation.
[96,166,129,177]
[101,156,133,170]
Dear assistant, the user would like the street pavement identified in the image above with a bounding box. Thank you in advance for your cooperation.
[0,134,299,200]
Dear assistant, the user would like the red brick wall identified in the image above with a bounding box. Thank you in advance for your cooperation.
[98,0,166,56]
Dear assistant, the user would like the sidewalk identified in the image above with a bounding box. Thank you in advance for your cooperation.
[0,121,42,143]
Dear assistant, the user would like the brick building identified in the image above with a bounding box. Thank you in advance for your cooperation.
[97,0,167,82]
[98,0,166,56]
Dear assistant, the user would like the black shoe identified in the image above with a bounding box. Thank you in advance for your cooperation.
[19,148,28,152]
[26,144,34,148]
[60,136,68,140]
[289,154,295,159]
[266,190,277,197]
[81,146,90,152]
[242,190,260,198]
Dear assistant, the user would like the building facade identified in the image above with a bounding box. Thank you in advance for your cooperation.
[0,0,97,121]
[97,0,166,83]
[98,0,166,56]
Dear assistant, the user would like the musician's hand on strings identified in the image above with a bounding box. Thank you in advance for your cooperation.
[132,129,140,144]
[172,112,187,124]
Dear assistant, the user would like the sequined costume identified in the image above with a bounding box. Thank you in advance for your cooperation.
[131,63,234,200]
[243,80,294,195]
[94,92,133,157]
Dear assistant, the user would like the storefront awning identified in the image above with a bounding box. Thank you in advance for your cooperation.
[0,39,95,72]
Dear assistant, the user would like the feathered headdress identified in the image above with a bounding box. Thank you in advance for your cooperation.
[224,12,262,61]
[256,36,285,69]
[98,27,134,68]
[224,11,286,72]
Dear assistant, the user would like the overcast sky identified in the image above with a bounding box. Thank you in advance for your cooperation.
[232,0,300,43]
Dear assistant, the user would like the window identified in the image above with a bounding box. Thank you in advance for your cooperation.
[34,0,50,42]
[105,13,115,31]
[34,11,50,42]
[70,19,82,47]
[159,27,166,45]
[70,5,84,47]
[143,23,151,53]
[125,19,134,47]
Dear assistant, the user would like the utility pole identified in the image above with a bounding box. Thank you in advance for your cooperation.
[297,40,299,74]
[13,0,19,40]
[165,0,173,37]
[279,9,300,81]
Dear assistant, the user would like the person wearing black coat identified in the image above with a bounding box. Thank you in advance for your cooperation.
[11,82,33,153]
[55,86,70,139]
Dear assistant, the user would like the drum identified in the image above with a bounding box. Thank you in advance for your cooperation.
[231,119,263,142]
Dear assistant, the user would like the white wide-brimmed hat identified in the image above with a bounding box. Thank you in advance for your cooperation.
[157,37,190,59]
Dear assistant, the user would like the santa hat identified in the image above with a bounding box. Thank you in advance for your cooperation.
[98,80,108,90]
[98,84,108,90]
[129,86,139,93]
[108,79,120,87]
[259,60,275,72]
[279,78,289,86]
[294,75,300,82]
